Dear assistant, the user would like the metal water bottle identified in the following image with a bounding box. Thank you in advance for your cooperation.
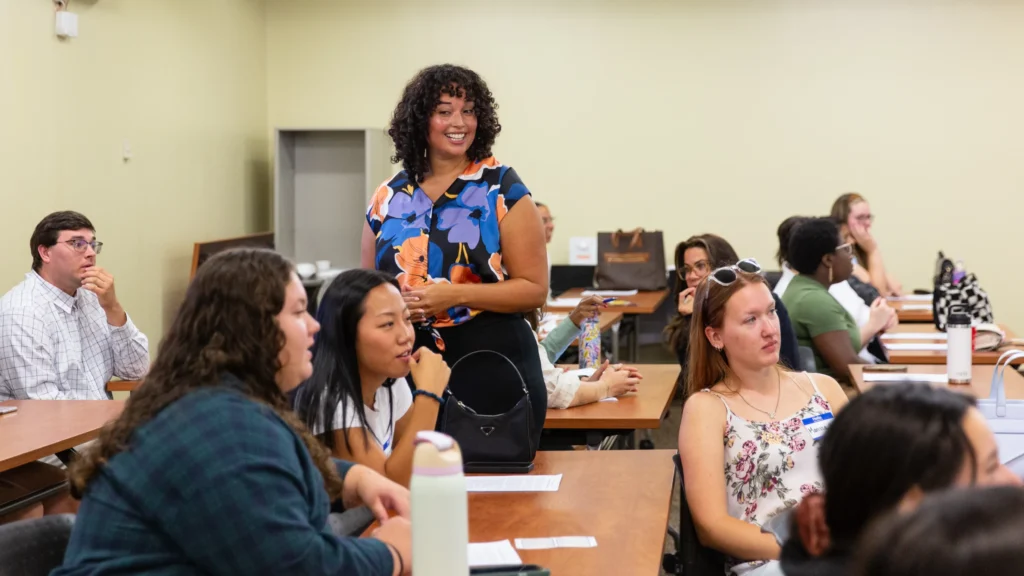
[411,431,468,576]
[947,307,973,385]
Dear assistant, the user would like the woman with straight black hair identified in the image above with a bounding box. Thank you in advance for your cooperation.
[852,486,1024,576]
[777,383,1021,576]
[295,269,451,488]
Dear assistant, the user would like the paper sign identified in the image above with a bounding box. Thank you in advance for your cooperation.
[466,475,563,493]
[468,540,523,567]
[515,536,598,550]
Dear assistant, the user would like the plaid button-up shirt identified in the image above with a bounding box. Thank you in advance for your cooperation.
[0,271,149,400]
[54,379,395,575]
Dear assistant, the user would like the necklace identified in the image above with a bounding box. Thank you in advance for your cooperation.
[725,368,783,420]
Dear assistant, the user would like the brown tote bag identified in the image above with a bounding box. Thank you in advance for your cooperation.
[596,228,667,291]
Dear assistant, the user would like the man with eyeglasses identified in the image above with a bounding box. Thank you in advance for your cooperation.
[0,211,149,401]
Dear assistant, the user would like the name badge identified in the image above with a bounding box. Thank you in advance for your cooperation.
[802,411,835,442]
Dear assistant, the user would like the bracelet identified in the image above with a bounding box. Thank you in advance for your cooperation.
[413,389,444,405]
[384,542,405,575]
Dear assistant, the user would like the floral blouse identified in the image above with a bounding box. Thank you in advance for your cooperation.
[366,157,530,328]
[703,374,833,575]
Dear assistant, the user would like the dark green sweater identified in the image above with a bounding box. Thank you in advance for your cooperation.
[53,375,393,575]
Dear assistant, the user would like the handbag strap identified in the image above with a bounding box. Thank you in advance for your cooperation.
[990,351,1024,417]
[611,228,645,249]
[447,349,529,402]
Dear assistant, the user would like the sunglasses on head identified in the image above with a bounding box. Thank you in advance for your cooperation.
[702,258,763,310]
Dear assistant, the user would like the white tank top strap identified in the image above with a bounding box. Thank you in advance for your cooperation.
[803,372,822,396]
[701,388,734,420]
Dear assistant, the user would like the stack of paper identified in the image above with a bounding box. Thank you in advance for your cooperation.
[889,294,933,302]
[861,372,949,384]
[468,540,523,568]
[581,289,638,297]
[881,332,948,341]
[884,343,948,352]
[547,297,582,308]
[466,475,563,493]
[900,304,933,311]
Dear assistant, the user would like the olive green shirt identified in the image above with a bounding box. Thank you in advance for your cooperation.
[782,274,861,375]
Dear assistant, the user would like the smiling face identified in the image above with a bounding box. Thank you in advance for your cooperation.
[355,283,415,382]
[706,282,781,369]
[427,88,477,161]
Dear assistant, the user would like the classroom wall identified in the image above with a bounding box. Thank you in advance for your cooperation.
[266,0,1024,332]
[0,0,269,349]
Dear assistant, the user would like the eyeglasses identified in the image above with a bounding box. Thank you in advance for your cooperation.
[678,260,710,280]
[853,214,874,223]
[702,258,763,312]
[60,238,103,254]
[836,242,853,257]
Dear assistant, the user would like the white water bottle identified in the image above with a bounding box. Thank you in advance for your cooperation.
[411,431,468,576]
[947,307,973,385]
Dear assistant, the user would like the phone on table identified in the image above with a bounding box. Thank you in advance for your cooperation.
[470,567,550,575]
[862,365,908,373]
[0,406,18,415]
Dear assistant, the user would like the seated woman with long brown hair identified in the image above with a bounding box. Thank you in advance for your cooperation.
[677,259,848,575]
[54,249,411,576]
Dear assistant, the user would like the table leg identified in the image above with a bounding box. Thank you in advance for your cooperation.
[629,315,640,362]
[610,322,621,363]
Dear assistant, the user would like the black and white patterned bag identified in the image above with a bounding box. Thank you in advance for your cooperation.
[933,272,995,330]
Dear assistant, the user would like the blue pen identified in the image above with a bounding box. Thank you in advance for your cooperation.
[602,298,617,305]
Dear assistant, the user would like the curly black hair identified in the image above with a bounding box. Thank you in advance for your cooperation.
[788,217,841,275]
[776,215,809,266]
[388,64,501,184]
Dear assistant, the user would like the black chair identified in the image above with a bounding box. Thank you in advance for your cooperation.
[764,270,783,291]
[662,453,725,576]
[0,514,75,576]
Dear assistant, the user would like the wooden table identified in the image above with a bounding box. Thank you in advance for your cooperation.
[106,380,141,393]
[889,299,934,323]
[365,450,676,576]
[547,289,670,362]
[882,324,1023,365]
[0,400,125,472]
[851,365,1024,398]
[543,364,678,448]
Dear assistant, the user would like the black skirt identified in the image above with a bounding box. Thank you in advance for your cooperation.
[409,312,547,451]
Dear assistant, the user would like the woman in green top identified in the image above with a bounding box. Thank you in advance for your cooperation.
[781,218,894,384]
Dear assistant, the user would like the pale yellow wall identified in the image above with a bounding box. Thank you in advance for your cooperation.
[266,0,1024,332]
[0,0,269,349]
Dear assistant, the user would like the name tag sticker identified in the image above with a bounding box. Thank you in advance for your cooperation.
[802,411,835,441]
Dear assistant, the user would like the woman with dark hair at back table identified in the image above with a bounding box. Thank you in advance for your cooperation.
[777,384,1021,576]
[773,216,896,364]
[782,218,896,384]
[294,269,452,488]
[665,234,798,385]
[361,64,547,445]
[54,249,411,576]
[830,193,902,296]
[853,486,1024,576]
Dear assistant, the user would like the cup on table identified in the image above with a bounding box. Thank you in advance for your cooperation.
[315,260,331,273]
[296,262,317,279]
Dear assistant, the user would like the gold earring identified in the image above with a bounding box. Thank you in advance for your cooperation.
[828,265,833,284]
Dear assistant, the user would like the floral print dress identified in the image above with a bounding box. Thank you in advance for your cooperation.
[703,374,833,575]
[365,157,530,328]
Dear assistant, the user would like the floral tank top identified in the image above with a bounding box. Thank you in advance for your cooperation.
[703,373,833,575]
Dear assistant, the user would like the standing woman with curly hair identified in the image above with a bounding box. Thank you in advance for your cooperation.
[361,64,548,444]
[54,249,411,576]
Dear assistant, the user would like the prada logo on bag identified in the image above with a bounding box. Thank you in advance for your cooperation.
[480,426,496,436]
[603,252,651,264]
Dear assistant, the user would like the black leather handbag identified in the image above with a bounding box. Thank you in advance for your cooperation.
[439,350,536,474]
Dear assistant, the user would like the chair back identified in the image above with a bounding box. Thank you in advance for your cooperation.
[0,514,75,576]
[673,453,726,576]
[797,346,817,373]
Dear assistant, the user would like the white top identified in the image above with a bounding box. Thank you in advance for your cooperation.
[0,271,150,400]
[534,332,582,409]
[330,378,413,456]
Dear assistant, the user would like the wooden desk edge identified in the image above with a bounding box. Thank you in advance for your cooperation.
[0,431,98,473]
[106,380,141,392]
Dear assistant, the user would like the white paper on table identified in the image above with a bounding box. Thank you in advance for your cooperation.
[515,536,598,550]
[466,474,563,493]
[599,397,619,403]
[468,540,523,568]
[881,333,948,341]
[884,342,948,352]
[889,294,933,302]
[861,372,949,384]
[547,298,582,308]
[900,304,933,311]
[581,289,638,297]
[564,368,596,379]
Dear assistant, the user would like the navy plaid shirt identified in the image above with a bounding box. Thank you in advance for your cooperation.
[53,377,394,575]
